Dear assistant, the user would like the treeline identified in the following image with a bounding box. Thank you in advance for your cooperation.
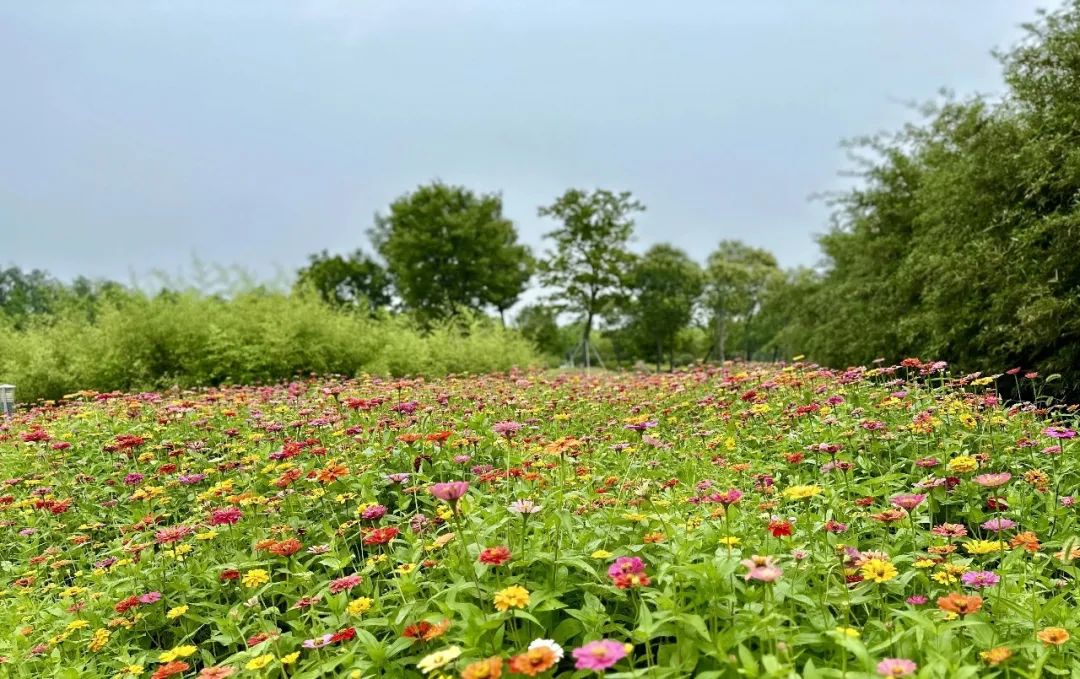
[5,2,1080,399]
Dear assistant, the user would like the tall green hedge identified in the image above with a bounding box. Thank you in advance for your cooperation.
[0,291,538,402]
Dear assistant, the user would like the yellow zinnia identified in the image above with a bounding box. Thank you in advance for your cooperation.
[493,585,530,612]
[782,485,823,501]
[242,569,270,588]
[860,558,898,583]
[246,654,274,670]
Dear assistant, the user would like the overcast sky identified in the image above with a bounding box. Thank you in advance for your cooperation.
[0,1,1044,286]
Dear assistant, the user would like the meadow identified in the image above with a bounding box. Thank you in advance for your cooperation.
[0,360,1077,678]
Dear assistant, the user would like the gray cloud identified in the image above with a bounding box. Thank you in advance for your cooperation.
[0,1,1040,284]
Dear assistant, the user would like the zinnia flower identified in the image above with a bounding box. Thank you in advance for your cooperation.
[328,574,362,594]
[494,585,530,612]
[889,494,926,511]
[1038,627,1070,646]
[461,657,503,679]
[860,559,897,584]
[572,640,631,671]
[479,546,512,566]
[417,646,462,674]
[979,647,1012,665]
[428,481,470,502]
[876,658,917,677]
[973,472,1011,488]
[981,517,1016,532]
[960,571,1000,588]
[208,507,242,526]
[508,647,557,676]
[509,499,542,514]
[937,592,983,615]
[740,555,782,583]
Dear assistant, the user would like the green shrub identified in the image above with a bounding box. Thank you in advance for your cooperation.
[0,292,538,402]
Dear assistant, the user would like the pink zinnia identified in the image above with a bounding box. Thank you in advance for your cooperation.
[492,421,523,438]
[154,525,194,545]
[973,473,1011,488]
[981,517,1016,532]
[572,640,630,671]
[1043,426,1076,440]
[961,570,1000,588]
[607,557,645,578]
[889,494,926,511]
[328,574,362,594]
[208,507,242,526]
[360,504,387,520]
[740,555,783,583]
[931,523,967,538]
[428,481,470,502]
[877,658,917,677]
[713,488,743,505]
[138,591,162,604]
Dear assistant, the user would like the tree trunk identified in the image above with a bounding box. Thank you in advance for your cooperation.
[583,310,593,371]
[656,339,662,373]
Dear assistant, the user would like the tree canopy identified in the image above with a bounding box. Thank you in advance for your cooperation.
[537,189,643,363]
[369,182,533,323]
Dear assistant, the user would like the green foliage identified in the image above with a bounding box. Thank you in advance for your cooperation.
[0,292,538,402]
[772,2,1080,395]
[1,363,1078,676]
[538,188,643,358]
[513,304,568,360]
[623,244,703,370]
[294,250,391,311]
[703,241,781,362]
[369,182,533,323]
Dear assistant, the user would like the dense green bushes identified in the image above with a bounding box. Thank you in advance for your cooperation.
[0,291,539,402]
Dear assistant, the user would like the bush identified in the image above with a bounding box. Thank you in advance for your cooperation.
[0,291,539,402]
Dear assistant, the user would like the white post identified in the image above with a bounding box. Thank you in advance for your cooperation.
[0,384,13,418]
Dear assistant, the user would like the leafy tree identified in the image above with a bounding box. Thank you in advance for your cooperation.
[0,267,63,324]
[780,0,1080,398]
[538,189,643,367]
[294,250,392,311]
[703,241,781,361]
[625,244,703,370]
[369,182,533,323]
[513,304,565,358]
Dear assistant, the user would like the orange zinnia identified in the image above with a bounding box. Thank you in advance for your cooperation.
[1038,627,1070,646]
[1010,531,1041,552]
[461,657,502,679]
[151,662,190,679]
[507,647,558,676]
[979,647,1012,665]
[937,593,983,615]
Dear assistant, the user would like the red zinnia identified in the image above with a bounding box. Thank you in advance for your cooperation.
[363,526,399,546]
[479,546,512,566]
[208,507,242,526]
[768,520,793,538]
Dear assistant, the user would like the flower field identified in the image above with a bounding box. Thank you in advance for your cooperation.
[1,362,1078,678]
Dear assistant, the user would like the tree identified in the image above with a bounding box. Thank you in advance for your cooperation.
[778,1,1080,399]
[703,241,781,361]
[294,250,392,311]
[369,182,533,323]
[625,244,703,370]
[538,189,643,367]
[513,304,565,358]
[0,267,64,324]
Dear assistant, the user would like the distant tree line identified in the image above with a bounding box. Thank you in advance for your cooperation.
[5,2,1080,397]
